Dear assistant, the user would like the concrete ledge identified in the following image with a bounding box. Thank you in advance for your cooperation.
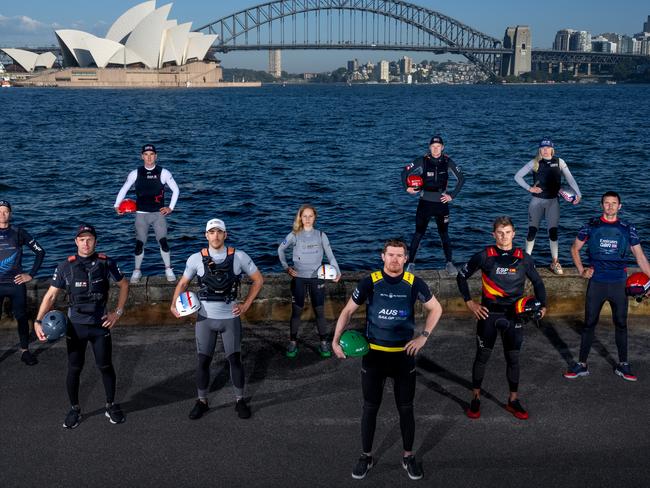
[1,268,649,329]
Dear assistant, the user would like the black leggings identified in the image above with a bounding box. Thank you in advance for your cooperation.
[66,322,116,405]
[409,200,452,263]
[290,277,327,341]
[0,283,30,349]
[472,313,524,392]
[361,349,416,453]
[196,352,245,399]
[579,280,628,363]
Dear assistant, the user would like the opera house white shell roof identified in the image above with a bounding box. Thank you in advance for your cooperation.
[0,48,57,72]
[54,1,217,69]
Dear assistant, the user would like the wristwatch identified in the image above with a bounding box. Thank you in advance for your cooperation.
[115,308,124,317]
[421,330,430,338]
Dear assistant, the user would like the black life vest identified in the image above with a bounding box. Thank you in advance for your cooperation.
[0,226,22,282]
[365,271,416,347]
[422,154,450,193]
[532,157,561,199]
[135,165,165,212]
[480,246,527,309]
[65,253,110,315]
[197,248,240,303]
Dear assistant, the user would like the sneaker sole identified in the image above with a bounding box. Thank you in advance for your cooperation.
[615,370,638,382]
[105,411,125,424]
[63,414,81,429]
[351,462,373,480]
[563,371,590,379]
[402,462,423,480]
[466,409,480,419]
[320,352,332,358]
[506,405,529,420]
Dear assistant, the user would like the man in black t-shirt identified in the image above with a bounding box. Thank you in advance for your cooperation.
[457,216,546,421]
[332,239,443,481]
[0,200,45,365]
[34,224,129,429]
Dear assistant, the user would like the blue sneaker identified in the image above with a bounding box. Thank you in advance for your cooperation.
[614,362,637,382]
[564,362,589,379]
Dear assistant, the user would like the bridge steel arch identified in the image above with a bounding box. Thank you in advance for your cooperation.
[195,0,506,77]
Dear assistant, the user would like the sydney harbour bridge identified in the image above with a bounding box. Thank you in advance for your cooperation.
[194,0,649,78]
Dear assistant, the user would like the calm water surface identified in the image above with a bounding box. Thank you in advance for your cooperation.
[1,84,649,276]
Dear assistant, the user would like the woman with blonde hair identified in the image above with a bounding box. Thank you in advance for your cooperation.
[515,138,581,274]
[278,205,341,358]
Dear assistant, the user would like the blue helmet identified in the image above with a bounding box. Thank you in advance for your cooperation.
[42,310,68,341]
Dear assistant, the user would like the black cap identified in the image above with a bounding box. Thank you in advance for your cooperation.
[0,200,11,210]
[429,135,444,145]
[75,224,97,238]
[141,144,157,153]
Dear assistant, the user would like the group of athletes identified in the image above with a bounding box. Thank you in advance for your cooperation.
[1,137,649,481]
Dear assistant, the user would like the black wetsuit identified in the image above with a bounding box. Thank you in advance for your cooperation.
[51,253,124,405]
[401,153,465,263]
[352,270,432,452]
[457,246,546,392]
[0,225,45,349]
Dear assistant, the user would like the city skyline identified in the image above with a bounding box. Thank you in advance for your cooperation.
[1,0,648,71]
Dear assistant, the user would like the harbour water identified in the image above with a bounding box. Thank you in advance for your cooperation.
[1,84,649,276]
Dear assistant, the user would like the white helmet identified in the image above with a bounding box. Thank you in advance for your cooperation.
[175,291,201,316]
[558,186,576,203]
[317,264,338,280]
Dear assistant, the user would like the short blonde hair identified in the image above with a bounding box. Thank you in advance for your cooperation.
[292,205,318,234]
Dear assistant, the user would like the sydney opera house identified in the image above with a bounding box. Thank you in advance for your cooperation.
[2,1,252,87]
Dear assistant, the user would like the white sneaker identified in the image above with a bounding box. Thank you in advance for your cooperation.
[165,268,176,282]
[445,262,458,275]
[130,269,142,284]
[550,261,564,275]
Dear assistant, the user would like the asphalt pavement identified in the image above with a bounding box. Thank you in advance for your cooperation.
[1,317,649,488]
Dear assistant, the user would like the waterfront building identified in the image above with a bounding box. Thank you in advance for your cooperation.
[347,59,359,73]
[399,56,413,75]
[54,1,216,69]
[0,49,57,72]
[569,31,591,52]
[268,49,281,78]
[377,60,389,82]
[644,15,650,33]
[553,29,575,51]
[618,35,635,54]
[591,36,617,53]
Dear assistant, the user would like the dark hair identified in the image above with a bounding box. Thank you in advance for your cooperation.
[492,216,515,231]
[382,239,408,254]
[601,191,621,204]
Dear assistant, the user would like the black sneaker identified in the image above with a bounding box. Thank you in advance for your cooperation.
[63,407,81,429]
[319,341,332,358]
[105,404,126,424]
[466,398,480,419]
[614,362,638,382]
[235,398,251,419]
[351,454,373,480]
[402,455,423,480]
[21,350,38,366]
[189,399,209,420]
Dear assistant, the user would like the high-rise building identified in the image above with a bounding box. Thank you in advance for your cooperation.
[553,29,575,50]
[377,60,389,82]
[268,49,281,78]
[399,56,413,74]
[643,15,650,33]
[618,35,635,54]
[347,59,359,73]
[569,31,591,51]
[591,36,616,53]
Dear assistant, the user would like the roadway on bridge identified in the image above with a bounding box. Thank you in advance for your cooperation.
[2,318,649,487]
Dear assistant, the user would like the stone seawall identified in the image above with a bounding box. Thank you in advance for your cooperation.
[1,268,648,329]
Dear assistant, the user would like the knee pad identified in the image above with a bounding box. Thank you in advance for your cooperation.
[226,352,242,368]
[363,402,380,414]
[291,303,304,317]
[134,240,144,255]
[397,402,414,415]
[99,364,115,373]
[505,350,520,366]
[158,238,170,253]
[527,227,538,241]
[549,227,558,241]
[197,353,212,370]
[67,365,83,377]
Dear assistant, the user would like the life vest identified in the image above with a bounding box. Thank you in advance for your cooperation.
[135,165,165,212]
[197,248,240,303]
[65,253,110,315]
[0,226,22,282]
[480,246,527,309]
[365,271,416,347]
[422,154,450,193]
[532,157,561,199]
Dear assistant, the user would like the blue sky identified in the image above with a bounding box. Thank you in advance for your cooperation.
[1,1,648,71]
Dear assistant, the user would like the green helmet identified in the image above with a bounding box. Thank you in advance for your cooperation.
[339,330,369,357]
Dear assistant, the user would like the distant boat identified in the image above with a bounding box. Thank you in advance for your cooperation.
[1,77,11,88]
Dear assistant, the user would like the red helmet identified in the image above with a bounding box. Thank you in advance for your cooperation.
[406,175,423,190]
[118,199,137,214]
[625,272,650,299]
